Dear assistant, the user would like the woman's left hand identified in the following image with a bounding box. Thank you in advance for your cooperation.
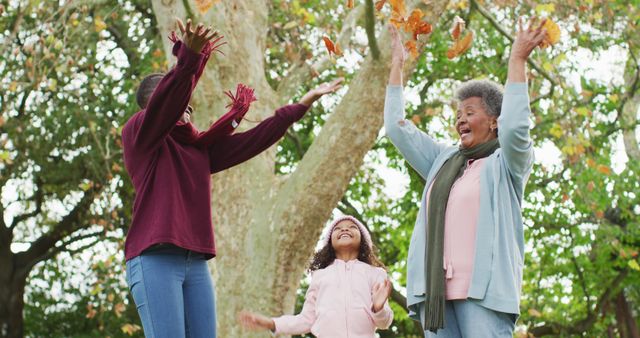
[509,16,547,62]
[371,279,392,313]
[299,78,344,107]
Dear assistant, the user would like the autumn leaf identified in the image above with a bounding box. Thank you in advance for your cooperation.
[375,0,386,11]
[94,17,106,33]
[121,323,142,336]
[451,16,465,39]
[596,164,611,175]
[446,30,474,59]
[405,40,418,58]
[322,36,343,57]
[404,9,432,40]
[347,0,355,9]
[539,18,560,49]
[389,0,407,18]
[86,304,97,319]
[195,0,219,14]
[114,303,126,318]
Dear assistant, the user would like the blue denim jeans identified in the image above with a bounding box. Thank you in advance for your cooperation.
[423,300,515,338]
[126,245,216,338]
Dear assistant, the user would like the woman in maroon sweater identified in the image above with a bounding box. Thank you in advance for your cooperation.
[122,19,342,338]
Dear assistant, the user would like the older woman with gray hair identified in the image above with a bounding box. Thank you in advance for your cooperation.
[385,18,546,337]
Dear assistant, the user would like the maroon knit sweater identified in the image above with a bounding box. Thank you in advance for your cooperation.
[122,42,308,260]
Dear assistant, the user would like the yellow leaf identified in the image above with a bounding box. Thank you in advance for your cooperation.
[575,107,590,116]
[48,79,57,92]
[528,308,542,317]
[8,81,17,92]
[628,259,640,271]
[549,123,563,138]
[535,4,556,14]
[609,94,619,103]
[542,62,553,72]
[121,323,142,336]
[539,19,560,49]
[283,21,298,30]
[94,17,106,33]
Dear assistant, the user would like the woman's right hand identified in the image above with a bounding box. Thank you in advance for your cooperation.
[389,24,406,66]
[238,310,276,331]
[176,18,219,54]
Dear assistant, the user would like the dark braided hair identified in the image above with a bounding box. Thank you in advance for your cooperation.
[308,226,386,272]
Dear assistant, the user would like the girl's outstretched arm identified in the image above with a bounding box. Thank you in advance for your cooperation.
[370,269,394,329]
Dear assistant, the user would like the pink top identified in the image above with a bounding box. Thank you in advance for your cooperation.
[273,259,393,338]
[427,158,485,300]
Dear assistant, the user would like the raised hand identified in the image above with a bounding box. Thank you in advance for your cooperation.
[176,18,220,54]
[299,77,344,106]
[510,16,547,62]
[237,310,275,331]
[389,24,406,66]
[371,279,392,313]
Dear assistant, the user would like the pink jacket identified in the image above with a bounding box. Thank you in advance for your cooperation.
[273,259,393,338]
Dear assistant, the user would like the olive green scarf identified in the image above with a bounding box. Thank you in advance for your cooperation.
[424,138,500,332]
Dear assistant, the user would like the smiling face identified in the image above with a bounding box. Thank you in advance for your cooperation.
[455,97,498,149]
[330,220,362,254]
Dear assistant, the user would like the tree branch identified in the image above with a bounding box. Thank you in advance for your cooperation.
[275,4,365,102]
[9,178,44,231]
[364,0,380,60]
[469,0,558,87]
[14,185,103,271]
[528,269,629,336]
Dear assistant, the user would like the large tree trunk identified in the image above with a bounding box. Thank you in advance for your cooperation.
[150,1,448,336]
[0,239,27,338]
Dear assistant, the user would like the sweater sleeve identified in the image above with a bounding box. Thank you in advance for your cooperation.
[497,82,534,184]
[132,42,205,153]
[208,103,308,173]
[384,85,448,180]
[368,268,394,330]
[272,274,318,335]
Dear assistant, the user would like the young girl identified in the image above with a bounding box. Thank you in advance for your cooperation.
[238,215,394,337]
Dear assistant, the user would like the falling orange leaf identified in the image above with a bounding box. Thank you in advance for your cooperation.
[596,164,611,175]
[375,0,386,11]
[390,12,406,28]
[405,40,418,58]
[347,0,355,8]
[539,18,560,49]
[447,30,474,59]
[404,9,432,39]
[322,36,343,57]
[389,0,407,18]
[194,0,217,14]
[451,16,465,39]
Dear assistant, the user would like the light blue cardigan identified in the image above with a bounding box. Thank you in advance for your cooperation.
[384,83,534,325]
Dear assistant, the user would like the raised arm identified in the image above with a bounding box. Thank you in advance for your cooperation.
[499,17,546,181]
[208,79,343,173]
[384,24,447,179]
[133,19,220,152]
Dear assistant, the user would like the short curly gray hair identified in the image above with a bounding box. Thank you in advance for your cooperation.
[454,79,503,117]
